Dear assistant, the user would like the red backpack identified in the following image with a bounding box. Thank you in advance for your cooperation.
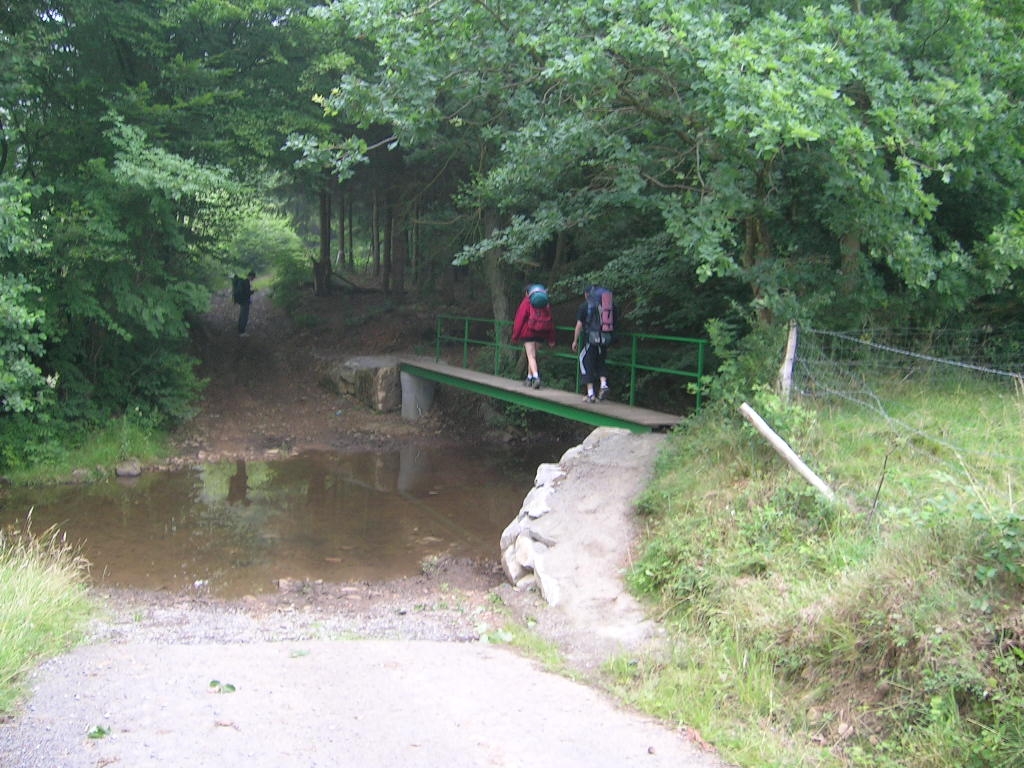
[525,303,553,336]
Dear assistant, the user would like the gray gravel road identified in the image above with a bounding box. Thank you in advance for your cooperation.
[2,639,721,768]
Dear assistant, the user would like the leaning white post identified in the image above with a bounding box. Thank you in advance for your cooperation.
[739,401,835,502]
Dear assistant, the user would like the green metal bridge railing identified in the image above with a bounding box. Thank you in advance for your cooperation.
[433,314,706,414]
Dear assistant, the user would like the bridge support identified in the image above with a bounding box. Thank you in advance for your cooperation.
[400,370,435,421]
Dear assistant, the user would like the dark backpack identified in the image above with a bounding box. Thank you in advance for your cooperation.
[231,275,247,304]
[585,286,615,345]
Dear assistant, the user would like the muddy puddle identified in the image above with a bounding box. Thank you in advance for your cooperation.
[0,444,568,598]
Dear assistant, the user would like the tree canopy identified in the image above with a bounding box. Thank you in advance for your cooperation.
[311,0,1024,332]
[1,0,1022,465]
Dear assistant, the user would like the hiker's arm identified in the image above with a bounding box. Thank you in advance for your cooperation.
[571,320,583,352]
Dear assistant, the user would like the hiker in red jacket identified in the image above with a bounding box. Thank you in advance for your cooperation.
[511,284,556,389]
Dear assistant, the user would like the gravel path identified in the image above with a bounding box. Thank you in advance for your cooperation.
[5,640,716,768]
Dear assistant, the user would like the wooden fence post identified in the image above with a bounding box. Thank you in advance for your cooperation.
[778,320,799,402]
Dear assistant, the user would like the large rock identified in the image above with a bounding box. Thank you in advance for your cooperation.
[115,459,143,478]
[325,356,401,412]
[499,427,667,659]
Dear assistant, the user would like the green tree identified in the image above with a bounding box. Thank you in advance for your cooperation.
[312,0,569,319]
[0,0,335,463]
[36,117,248,423]
[497,1,1022,327]
[231,212,307,311]
[0,275,51,414]
[0,180,51,415]
[315,0,1024,337]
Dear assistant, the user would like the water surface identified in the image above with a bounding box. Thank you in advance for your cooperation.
[1,444,565,598]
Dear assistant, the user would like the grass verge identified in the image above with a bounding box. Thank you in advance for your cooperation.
[3,413,168,486]
[0,518,95,714]
[620,379,1024,767]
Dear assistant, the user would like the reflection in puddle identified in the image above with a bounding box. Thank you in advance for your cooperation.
[0,445,563,598]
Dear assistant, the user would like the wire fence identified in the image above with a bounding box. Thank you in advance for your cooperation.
[791,325,1024,470]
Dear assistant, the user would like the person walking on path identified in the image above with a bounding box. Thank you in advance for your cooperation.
[511,283,556,389]
[233,270,256,335]
[572,285,616,403]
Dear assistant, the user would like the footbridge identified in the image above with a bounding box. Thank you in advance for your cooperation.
[395,315,707,434]
[399,356,681,433]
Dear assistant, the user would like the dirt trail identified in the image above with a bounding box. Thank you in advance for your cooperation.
[0,285,726,768]
[171,283,445,462]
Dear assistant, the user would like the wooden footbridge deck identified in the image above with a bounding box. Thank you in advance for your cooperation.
[399,356,682,434]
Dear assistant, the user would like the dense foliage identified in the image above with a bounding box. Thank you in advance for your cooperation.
[0,0,329,465]
[2,0,1022,447]
[312,0,1024,334]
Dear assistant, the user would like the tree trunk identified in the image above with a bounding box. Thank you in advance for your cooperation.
[744,167,775,325]
[410,200,419,286]
[482,207,509,337]
[335,182,346,269]
[314,174,332,296]
[839,232,861,296]
[371,190,381,277]
[382,196,393,295]
[551,229,568,273]
[743,215,773,325]
[347,196,355,270]
[392,207,407,294]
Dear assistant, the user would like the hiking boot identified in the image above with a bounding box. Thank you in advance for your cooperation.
[598,385,609,401]
[524,376,534,387]
[583,393,596,404]
[531,377,541,389]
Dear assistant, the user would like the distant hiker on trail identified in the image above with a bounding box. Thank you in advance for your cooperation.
[572,285,617,403]
[511,283,556,389]
[232,270,256,335]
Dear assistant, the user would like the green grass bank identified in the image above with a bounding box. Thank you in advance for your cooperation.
[2,412,167,487]
[0,521,95,714]
[614,377,1024,768]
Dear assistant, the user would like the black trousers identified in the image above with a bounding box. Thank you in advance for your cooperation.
[577,342,608,386]
[237,302,251,333]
